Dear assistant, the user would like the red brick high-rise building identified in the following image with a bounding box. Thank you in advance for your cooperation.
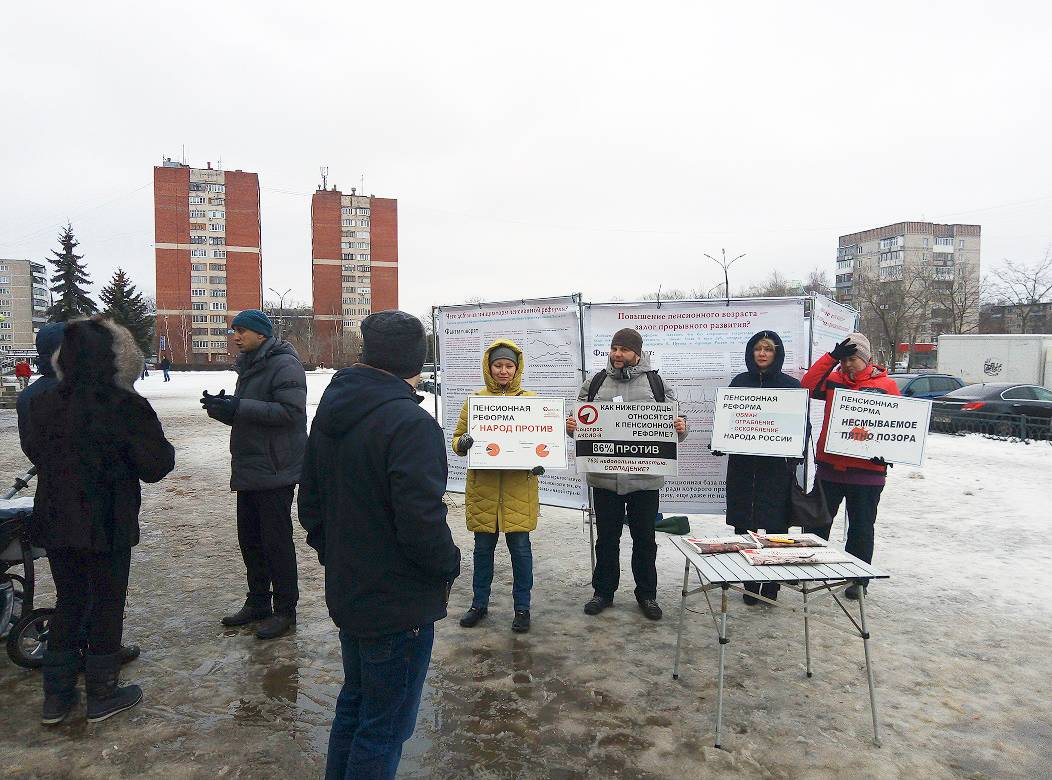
[311,185,398,365]
[154,159,262,365]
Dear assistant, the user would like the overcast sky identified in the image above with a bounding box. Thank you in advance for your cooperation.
[3,1,1051,318]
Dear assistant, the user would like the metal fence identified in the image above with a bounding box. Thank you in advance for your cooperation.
[929,410,1052,442]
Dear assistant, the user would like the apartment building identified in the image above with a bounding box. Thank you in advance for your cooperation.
[0,258,49,368]
[311,184,397,363]
[835,221,981,342]
[153,159,262,365]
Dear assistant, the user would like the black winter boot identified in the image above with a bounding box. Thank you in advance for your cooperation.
[255,612,296,640]
[85,653,143,723]
[41,650,80,725]
[511,610,531,633]
[222,596,272,627]
[459,607,487,628]
[760,582,780,603]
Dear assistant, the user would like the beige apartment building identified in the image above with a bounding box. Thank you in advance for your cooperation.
[835,221,981,344]
[0,258,49,370]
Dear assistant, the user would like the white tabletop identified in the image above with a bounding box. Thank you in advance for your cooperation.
[670,535,889,584]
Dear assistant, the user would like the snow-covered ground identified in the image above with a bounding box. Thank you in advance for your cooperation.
[1,370,1050,779]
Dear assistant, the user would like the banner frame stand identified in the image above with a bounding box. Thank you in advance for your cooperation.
[430,306,440,423]
[574,295,600,571]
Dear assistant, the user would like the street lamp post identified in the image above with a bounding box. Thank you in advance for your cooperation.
[268,287,292,339]
[703,249,747,306]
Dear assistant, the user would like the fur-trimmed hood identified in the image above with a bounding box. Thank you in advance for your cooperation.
[52,317,145,392]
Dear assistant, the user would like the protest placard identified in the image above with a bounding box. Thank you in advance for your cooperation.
[710,387,808,457]
[573,401,678,476]
[467,396,567,470]
[824,389,932,466]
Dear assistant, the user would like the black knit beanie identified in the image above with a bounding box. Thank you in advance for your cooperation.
[611,328,643,355]
[360,310,427,379]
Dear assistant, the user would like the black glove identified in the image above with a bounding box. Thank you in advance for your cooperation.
[456,435,474,456]
[531,466,545,476]
[201,389,239,421]
[830,338,858,361]
[710,450,726,457]
[869,456,892,469]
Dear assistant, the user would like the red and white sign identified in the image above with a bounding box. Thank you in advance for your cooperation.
[824,389,932,466]
[467,396,567,470]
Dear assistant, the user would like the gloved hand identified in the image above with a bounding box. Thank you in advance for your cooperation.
[530,466,545,476]
[869,456,893,468]
[455,435,474,456]
[201,389,239,422]
[710,450,726,457]
[830,338,858,361]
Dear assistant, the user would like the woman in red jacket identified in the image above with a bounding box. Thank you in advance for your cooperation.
[802,332,899,598]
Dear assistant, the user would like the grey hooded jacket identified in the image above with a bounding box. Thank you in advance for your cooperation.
[212,338,308,492]
[575,353,689,495]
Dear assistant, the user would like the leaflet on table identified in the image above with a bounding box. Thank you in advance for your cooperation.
[747,531,827,548]
[467,397,567,470]
[710,387,808,457]
[686,537,760,555]
[823,389,932,467]
[573,401,678,477]
[739,547,855,566]
[583,299,808,512]
[435,297,588,508]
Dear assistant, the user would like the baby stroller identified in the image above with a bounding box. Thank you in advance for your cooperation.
[1,467,53,668]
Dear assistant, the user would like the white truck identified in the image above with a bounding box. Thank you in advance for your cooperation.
[937,334,1052,388]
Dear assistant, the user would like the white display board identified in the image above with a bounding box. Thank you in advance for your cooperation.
[806,296,858,487]
[824,389,932,466]
[710,388,808,457]
[572,401,679,476]
[583,299,809,513]
[436,297,588,509]
[467,397,567,470]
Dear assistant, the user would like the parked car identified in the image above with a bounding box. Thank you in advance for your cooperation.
[890,373,965,400]
[931,383,1052,437]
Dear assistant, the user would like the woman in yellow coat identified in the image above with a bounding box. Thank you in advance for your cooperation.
[452,339,540,634]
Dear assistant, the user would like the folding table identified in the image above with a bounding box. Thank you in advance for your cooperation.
[669,535,889,748]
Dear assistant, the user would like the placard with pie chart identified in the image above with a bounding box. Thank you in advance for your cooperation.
[467,397,567,470]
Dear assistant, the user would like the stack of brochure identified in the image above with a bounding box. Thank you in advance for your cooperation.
[739,546,855,566]
[747,531,827,548]
[685,537,760,555]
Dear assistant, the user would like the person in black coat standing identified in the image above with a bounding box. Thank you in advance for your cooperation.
[201,309,308,641]
[717,330,801,604]
[299,310,461,780]
[25,318,175,725]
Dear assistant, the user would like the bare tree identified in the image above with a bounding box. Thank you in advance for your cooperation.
[928,261,984,335]
[852,264,930,368]
[803,267,833,297]
[738,270,798,297]
[640,288,690,301]
[987,251,1052,334]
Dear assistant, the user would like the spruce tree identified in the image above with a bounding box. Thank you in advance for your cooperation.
[101,268,154,355]
[46,223,97,321]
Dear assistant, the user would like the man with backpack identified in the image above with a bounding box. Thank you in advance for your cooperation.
[566,328,687,620]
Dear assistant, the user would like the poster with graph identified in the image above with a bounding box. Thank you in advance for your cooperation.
[583,299,809,513]
[435,296,588,509]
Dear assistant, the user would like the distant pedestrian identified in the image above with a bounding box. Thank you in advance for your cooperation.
[714,330,802,605]
[25,317,175,725]
[299,310,461,780]
[452,339,541,634]
[201,309,307,640]
[160,355,172,382]
[566,328,688,621]
[17,325,65,456]
[14,359,32,389]
[802,333,899,599]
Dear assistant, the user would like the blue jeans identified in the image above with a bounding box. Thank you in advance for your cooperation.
[472,531,533,612]
[325,625,435,780]
[162,369,170,381]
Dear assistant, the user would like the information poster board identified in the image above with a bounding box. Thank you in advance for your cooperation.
[583,299,809,513]
[467,397,567,470]
[436,297,588,508]
[573,401,678,476]
[710,388,808,457]
[824,389,932,466]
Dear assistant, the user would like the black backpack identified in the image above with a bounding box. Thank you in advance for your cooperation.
[586,369,666,402]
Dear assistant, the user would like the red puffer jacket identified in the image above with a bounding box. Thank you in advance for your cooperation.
[802,353,900,474]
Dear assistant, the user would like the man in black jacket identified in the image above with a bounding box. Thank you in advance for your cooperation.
[299,310,460,780]
[201,309,307,641]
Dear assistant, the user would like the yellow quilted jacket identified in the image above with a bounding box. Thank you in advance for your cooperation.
[451,339,540,534]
